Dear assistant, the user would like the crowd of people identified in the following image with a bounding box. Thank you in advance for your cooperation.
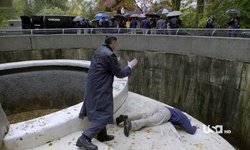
[204,13,240,36]
[75,12,240,37]
[75,15,182,35]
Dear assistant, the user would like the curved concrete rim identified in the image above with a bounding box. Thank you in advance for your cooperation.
[0,59,91,70]
[2,59,129,150]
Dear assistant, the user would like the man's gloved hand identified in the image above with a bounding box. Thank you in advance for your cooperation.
[128,58,138,69]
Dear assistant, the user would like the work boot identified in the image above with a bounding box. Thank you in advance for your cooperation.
[124,120,132,137]
[97,127,114,142]
[116,114,128,126]
[76,135,98,150]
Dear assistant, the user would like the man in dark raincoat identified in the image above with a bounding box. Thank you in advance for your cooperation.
[76,35,138,150]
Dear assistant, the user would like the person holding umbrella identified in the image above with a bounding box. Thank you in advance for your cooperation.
[82,19,89,34]
[168,16,181,35]
[156,17,166,34]
[227,9,240,37]
[99,17,108,28]
[76,35,138,150]
[141,17,151,34]
[73,16,84,34]
[167,11,183,35]
[130,17,137,34]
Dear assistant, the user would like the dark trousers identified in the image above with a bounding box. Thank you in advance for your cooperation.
[83,122,106,139]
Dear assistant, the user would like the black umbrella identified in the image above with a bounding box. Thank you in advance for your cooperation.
[226,9,240,15]
[145,13,160,18]
[114,14,126,20]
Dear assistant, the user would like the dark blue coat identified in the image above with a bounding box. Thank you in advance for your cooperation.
[79,44,132,125]
[141,18,151,29]
[130,19,137,28]
[227,17,240,29]
[167,107,197,134]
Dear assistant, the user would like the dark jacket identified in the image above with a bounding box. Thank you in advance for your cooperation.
[156,19,166,29]
[82,20,89,28]
[206,18,214,28]
[79,44,131,125]
[167,107,197,134]
[75,22,82,28]
[169,17,181,28]
[227,17,240,29]
[130,19,137,28]
[141,18,151,29]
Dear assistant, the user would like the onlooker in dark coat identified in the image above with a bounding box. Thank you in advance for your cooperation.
[130,18,137,34]
[130,18,137,28]
[156,17,166,34]
[156,17,166,29]
[205,16,215,36]
[206,16,215,28]
[141,17,151,28]
[168,16,181,35]
[75,21,82,28]
[99,17,109,28]
[141,17,151,34]
[227,15,240,29]
[104,18,109,28]
[227,15,240,37]
[169,16,181,28]
[75,21,82,34]
[82,19,89,34]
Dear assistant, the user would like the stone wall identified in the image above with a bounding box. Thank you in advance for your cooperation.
[118,50,250,149]
[0,35,249,149]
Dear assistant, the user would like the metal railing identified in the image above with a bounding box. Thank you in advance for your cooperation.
[0,28,250,38]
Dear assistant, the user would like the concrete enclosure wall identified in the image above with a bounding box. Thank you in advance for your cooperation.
[0,60,88,116]
[1,35,250,63]
[0,35,250,149]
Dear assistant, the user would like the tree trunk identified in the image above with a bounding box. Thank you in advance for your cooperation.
[24,0,32,16]
[195,0,204,27]
[171,0,181,10]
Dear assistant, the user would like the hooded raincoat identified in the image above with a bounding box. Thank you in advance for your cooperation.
[79,44,131,125]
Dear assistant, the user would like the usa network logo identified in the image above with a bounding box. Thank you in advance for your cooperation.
[203,125,231,134]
